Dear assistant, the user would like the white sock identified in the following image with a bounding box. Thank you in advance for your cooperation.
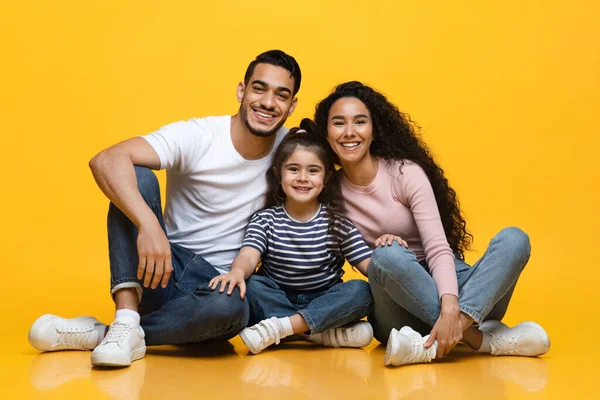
[115,309,141,325]
[277,317,294,338]
[477,331,492,353]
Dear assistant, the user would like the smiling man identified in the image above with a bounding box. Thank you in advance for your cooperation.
[28,50,301,367]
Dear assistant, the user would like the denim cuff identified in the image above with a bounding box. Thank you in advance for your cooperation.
[459,305,483,324]
[297,309,317,334]
[112,282,143,302]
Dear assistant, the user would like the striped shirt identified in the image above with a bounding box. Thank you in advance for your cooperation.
[242,204,372,291]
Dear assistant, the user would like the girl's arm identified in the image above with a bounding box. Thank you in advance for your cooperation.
[353,257,371,277]
[354,234,409,276]
[209,247,261,299]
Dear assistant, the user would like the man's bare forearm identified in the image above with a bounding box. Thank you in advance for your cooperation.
[89,145,158,228]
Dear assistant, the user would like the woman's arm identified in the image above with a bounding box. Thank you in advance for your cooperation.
[397,162,462,357]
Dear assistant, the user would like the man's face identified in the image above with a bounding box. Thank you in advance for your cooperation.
[237,63,298,137]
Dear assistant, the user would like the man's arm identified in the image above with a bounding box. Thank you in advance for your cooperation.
[89,137,173,290]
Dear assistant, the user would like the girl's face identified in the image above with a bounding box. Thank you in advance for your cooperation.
[326,97,374,166]
[279,146,328,209]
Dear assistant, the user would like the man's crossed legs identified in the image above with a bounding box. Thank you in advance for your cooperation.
[29,167,249,366]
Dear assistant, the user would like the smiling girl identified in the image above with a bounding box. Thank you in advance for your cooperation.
[209,119,398,354]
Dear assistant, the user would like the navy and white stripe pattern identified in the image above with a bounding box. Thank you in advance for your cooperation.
[242,204,372,291]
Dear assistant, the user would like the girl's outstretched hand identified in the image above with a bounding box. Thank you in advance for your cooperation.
[375,234,408,248]
[209,269,247,299]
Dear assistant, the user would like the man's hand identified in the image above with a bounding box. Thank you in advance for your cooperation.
[209,269,247,299]
[136,221,173,289]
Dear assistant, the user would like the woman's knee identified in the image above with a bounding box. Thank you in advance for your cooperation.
[370,243,421,279]
[496,227,531,262]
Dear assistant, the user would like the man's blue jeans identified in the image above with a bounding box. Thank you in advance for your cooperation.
[368,227,531,344]
[108,167,249,345]
[245,275,373,334]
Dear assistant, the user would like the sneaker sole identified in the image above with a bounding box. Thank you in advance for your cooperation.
[91,346,146,367]
[384,329,398,366]
[239,330,261,355]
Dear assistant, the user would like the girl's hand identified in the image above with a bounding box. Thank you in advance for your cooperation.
[209,270,247,299]
[424,294,462,358]
[375,234,408,248]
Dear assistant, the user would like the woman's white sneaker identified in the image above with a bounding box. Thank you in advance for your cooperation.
[384,326,437,367]
[28,314,106,351]
[91,316,146,367]
[479,320,550,356]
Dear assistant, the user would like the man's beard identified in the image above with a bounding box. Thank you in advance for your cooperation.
[240,106,286,137]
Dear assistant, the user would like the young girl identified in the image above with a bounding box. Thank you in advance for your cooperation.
[209,119,396,354]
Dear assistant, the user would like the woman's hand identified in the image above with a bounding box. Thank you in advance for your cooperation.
[424,294,462,358]
[209,269,247,299]
[374,234,408,248]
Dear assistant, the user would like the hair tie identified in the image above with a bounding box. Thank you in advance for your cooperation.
[295,129,307,133]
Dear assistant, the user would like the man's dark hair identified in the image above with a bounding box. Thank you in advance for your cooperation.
[244,50,301,96]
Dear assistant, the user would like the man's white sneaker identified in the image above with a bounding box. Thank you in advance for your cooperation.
[28,314,106,351]
[479,320,550,356]
[91,316,146,367]
[240,317,284,355]
[308,321,373,348]
[384,326,437,367]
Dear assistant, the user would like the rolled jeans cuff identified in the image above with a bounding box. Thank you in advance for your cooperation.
[297,309,317,334]
[459,305,483,325]
[112,281,143,302]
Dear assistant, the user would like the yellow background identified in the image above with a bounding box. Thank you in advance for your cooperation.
[1,0,599,398]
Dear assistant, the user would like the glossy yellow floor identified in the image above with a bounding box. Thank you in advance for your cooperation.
[3,324,598,400]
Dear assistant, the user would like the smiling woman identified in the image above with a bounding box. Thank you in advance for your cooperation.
[314,81,550,367]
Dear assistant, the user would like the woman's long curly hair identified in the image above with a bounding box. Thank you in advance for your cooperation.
[265,118,346,241]
[314,81,473,259]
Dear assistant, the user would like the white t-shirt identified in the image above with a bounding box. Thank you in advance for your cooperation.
[142,115,287,273]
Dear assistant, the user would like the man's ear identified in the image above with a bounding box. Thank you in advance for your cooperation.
[288,96,298,116]
[236,82,245,103]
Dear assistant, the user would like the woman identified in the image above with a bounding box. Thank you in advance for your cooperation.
[314,81,550,366]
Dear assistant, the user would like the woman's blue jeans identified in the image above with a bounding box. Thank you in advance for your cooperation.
[368,227,531,344]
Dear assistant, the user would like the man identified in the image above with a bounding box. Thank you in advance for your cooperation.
[28,50,301,367]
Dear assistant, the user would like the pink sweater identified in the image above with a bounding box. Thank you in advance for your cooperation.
[340,158,459,298]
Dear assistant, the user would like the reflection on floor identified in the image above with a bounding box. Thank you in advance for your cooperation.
[19,336,570,400]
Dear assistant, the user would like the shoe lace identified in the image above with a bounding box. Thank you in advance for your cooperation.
[103,321,132,344]
[491,334,519,354]
[57,326,94,348]
[408,338,434,363]
[253,319,282,346]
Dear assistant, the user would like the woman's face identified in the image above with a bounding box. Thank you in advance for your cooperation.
[326,97,374,166]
